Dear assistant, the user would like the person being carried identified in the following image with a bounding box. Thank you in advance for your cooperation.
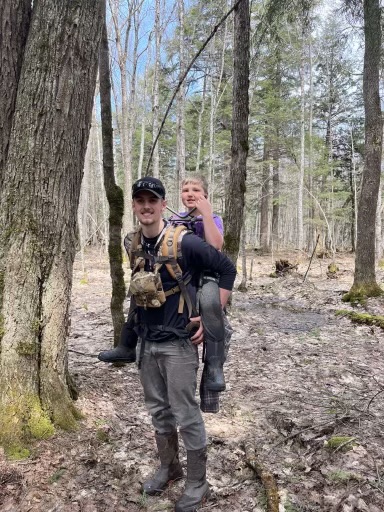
[101,177,235,511]
[99,175,229,399]
[169,176,229,406]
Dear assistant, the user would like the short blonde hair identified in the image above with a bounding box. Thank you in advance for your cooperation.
[181,175,209,196]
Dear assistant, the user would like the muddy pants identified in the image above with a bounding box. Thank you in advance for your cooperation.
[138,338,206,451]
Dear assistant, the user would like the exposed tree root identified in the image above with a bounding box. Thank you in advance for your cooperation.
[243,441,279,512]
[272,259,298,277]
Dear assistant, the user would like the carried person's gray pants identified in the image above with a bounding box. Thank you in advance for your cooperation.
[139,338,206,451]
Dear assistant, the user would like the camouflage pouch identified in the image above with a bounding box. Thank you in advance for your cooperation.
[129,263,166,309]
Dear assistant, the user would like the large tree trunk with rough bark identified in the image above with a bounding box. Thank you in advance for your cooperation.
[0,0,31,185]
[99,13,126,347]
[224,0,250,264]
[345,0,382,300]
[0,0,104,455]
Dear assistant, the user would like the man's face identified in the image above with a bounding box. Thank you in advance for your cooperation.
[132,191,166,226]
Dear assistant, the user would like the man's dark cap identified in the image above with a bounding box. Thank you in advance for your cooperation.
[132,177,166,199]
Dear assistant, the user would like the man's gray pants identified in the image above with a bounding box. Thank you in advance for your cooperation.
[139,338,206,451]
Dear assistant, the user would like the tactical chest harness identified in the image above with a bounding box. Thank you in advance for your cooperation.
[128,224,198,319]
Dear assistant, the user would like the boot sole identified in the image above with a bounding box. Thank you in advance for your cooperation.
[142,475,183,496]
[175,488,211,512]
[98,356,136,363]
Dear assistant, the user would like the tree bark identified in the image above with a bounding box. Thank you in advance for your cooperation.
[195,75,207,174]
[99,12,126,347]
[151,0,161,178]
[176,0,186,210]
[109,0,134,233]
[238,224,247,291]
[0,0,104,453]
[270,41,281,253]
[347,0,382,299]
[0,0,31,185]
[260,127,270,253]
[224,0,250,264]
[297,23,306,251]
[307,30,314,251]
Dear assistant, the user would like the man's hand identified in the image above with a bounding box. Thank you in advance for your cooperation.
[189,316,204,345]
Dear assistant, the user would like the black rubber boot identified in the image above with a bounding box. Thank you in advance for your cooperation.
[98,322,137,363]
[142,431,183,495]
[200,276,226,392]
[98,344,136,363]
[204,354,225,392]
[174,447,210,512]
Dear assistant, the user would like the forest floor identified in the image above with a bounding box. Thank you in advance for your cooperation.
[1,249,384,512]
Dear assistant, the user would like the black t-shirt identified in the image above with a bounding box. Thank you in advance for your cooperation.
[136,227,236,343]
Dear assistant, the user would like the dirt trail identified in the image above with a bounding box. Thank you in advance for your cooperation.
[1,250,384,512]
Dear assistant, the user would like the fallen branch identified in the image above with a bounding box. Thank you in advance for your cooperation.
[68,349,99,358]
[243,441,279,512]
[269,416,350,451]
[366,388,384,413]
[303,234,320,282]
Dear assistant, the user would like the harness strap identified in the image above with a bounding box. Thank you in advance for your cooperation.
[129,224,198,318]
[163,274,192,298]
[163,225,198,318]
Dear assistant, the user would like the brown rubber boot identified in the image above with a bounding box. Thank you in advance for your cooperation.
[142,431,183,495]
[174,447,210,511]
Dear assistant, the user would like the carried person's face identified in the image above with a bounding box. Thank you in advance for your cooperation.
[181,182,206,211]
[132,191,166,225]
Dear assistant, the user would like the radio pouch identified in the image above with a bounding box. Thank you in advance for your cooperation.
[129,260,166,309]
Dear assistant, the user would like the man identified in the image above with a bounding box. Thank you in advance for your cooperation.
[117,177,236,511]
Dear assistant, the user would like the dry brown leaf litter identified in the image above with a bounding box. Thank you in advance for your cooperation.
[1,250,384,512]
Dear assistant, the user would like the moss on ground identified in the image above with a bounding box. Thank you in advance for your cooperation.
[336,310,384,329]
[0,393,55,459]
[325,436,357,451]
[342,283,383,303]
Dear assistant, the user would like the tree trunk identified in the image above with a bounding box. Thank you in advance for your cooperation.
[346,0,382,299]
[137,50,151,180]
[238,224,247,292]
[260,128,270,253]
[0,0,104,454]
[297,24,305,251]
[349,124,357,252]
[307,30,315,251]
[376,185,382,262]
[124,1,142,229]
[0,0,31,185]
[195,75,207,174]
[224,0,249,264]
[94,113,109,250]
[78,139,92,272]
[99,12,126,347]
[176,0,186,211]
[271,43,281,253]
[109,0,134,233]
[151,0,161,178]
